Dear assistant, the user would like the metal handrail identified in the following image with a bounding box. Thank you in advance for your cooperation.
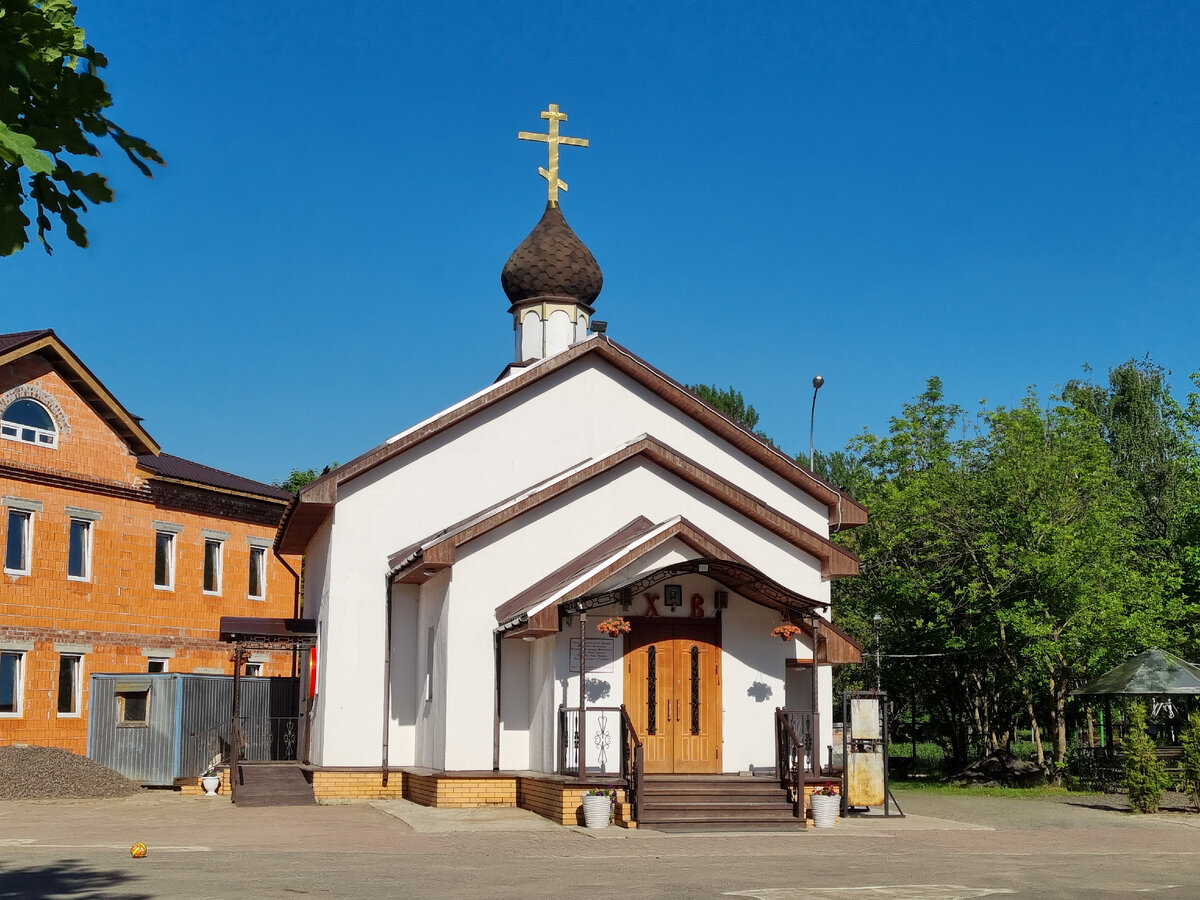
[184,720,230,778]
[619,704,643,822]
[775,707,808,819]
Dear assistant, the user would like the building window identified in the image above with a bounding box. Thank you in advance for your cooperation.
[57,654,82,716]
[248,545,266,600]
[0,398,57,447]
[203,538,223,594]
[117,688,150,725]
[244,662,263,677]
[0,651,23,715]
[146,658,168,673]
[154,531,175,589]
[4,509,31,575]
[67,518,92,580]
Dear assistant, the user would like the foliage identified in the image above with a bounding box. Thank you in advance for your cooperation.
[1180,711,1200,812]
[831,365,1200,778]
[689,384,758,430]
[1122,704,1170,813]
[0,1,165,255]
[597,617,630,636]
[276,464,338,495]
[812,783,839,796]
[584,785,618,801]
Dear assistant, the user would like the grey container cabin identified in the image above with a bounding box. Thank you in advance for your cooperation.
[87,673,299,786]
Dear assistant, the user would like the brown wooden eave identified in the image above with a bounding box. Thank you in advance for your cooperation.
[387,435,859,582]
[0,331,160,457]
[276,336,867,554]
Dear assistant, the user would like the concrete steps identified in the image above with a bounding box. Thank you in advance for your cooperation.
[637,774,799,830]
[234,763,315,807]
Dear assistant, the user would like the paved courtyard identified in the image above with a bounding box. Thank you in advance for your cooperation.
[2,788,1199,899]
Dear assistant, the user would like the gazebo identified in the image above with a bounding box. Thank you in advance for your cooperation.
[1072,648,1200,784]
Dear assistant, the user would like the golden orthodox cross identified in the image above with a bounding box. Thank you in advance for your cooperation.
[518,103,588,205]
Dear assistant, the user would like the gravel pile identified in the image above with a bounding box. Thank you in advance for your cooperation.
[0,745,142,800]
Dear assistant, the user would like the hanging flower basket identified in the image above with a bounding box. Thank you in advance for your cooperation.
[597,617,631,637]
[771,623,802,641]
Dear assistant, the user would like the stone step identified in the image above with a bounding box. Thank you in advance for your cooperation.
[234,764,315,807]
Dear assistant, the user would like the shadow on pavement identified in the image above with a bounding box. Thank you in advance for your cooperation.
[0,858,150,900]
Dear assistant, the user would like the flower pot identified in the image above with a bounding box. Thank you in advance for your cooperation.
[201,775,221,796]
[582,794,613,828]
[810,793,840,828]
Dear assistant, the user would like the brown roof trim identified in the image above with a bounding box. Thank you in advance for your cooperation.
[495,516,744,625]
[493,516,659,623]
[0,329,160,456]
[389,435,859,581]
[277,336,866,553]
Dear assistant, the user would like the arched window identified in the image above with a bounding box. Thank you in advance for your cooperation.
[1,399,58,447]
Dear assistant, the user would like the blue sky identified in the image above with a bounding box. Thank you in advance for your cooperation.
[6,1,1200,484]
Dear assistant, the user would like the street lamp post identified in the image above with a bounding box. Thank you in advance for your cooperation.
[873,612,883,693]
[809,375,824,469]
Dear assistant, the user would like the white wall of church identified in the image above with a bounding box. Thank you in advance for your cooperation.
[305,353,844,769]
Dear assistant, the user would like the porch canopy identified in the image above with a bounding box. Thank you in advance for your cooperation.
[219,616,318,648]
[493,515,862,664]
[1074,648,1200,697]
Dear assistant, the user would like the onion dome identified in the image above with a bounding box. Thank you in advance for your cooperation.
[501,203,603,309]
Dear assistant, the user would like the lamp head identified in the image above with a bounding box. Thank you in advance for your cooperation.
[812,375,825,390]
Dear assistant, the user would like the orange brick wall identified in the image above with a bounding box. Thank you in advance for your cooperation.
[0,352,299,754]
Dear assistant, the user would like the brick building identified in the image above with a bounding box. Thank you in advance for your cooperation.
[0,330,299,753]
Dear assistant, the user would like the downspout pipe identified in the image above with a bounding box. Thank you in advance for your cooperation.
[274,550,303,677]
[382,574,392,788]
[493,630,502,771]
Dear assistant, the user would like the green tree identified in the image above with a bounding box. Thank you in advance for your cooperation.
[276,463,338,495]
[0,0,163,254]
[1122,703,1170,813]
[689,384,760,432]
[1180,711,1200,812]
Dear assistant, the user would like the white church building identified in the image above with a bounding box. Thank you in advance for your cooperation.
[276,106,866,827]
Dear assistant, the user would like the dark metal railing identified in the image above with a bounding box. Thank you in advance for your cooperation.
[235,715,302,763]
[557,705,626,777]
[619,705,643,822]
[184,720,231,778]
[775,707,816,818]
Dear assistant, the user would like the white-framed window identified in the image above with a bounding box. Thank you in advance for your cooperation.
[243,662,263,677]
[146,657,168,673]
[57,653,82,716]
[0,650,24,716]
[154,530,176,589]
[248,544,267,600]
[4,508,32,575]
[1,398,57,448]
[67,517,92,581]
[203,538,223,595]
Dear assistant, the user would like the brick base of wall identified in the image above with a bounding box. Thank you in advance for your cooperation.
[304,768,632,827]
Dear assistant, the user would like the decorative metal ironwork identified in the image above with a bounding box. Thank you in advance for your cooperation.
[647,646,657,735]
[594,710,611,773]
[570,558,828,616]
[690,645,700,734]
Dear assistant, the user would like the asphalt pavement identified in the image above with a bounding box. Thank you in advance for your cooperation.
[1,787,1198,899]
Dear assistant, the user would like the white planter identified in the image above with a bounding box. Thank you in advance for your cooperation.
[201,776,221,796]
[810,793,840,828]
[582,794,613,828]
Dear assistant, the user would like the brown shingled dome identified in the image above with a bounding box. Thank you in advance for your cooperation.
[501,203,603,308]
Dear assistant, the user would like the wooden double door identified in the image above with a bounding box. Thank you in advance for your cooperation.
[625,622,722,774]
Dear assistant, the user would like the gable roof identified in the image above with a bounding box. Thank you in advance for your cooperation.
[494,515,761,631]
[138,452,292,502]
[0,328,160,456]
[1,329,288,505]
[278,335,867,553]
[386,434,859,581]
